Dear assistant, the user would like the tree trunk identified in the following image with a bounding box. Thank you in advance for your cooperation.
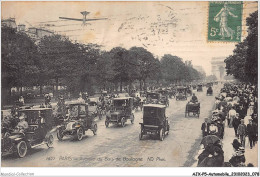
[143,79,146,91]
[120,80,122,93]
[139,80,142,91]
[40,84,43,95]
[55,77,59,96]
[20,86,23,96]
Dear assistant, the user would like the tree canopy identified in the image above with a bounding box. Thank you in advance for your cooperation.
[225,10,258,83]
[2,26,205,99]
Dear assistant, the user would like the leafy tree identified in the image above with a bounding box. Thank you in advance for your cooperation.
[2,26,39,98]
[225,10,258,83]
[128,47,159,90]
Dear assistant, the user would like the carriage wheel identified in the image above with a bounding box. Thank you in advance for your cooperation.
[121,117,126,127]
[92,124,97,135]
[57,129,63,141]
[76,127,84,141]
[17,141,27,158]
[159,128,165,141]
[46,134,54,148]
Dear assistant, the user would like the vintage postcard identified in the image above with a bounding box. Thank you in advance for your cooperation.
[1,0,259,176]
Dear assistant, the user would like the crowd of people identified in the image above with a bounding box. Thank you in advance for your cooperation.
[198,83,258,167]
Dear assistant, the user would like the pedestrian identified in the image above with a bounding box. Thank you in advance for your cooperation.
[237,119,247,147]
[246,118,257,149]
[232,113,240,137]
[237,105,247,119]
[228,106,236,128]
[201,118,209,137]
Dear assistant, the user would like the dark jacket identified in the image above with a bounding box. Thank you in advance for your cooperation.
[232,118,240,129]
[201,122,210,132]
[247,124,257,136]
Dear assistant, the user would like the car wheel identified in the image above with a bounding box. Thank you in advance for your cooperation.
[105,120,109,128]
[76,127,84,141]
[92,124,97,135]
[17,141,27,158]
[121,117,126,127]
[159,128,165,141]
[47,134,54,148]
[57,129,63,141]
[139,132,143,140]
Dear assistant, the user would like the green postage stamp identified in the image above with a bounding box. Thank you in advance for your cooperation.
[208,1,243,42]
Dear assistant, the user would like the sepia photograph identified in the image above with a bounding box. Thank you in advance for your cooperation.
[1,0,259,176]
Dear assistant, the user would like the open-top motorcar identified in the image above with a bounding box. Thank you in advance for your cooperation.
[2,108,55,158]
[105,97,134,127]
[139,104,169,141]
[175,86,188,100]
[56,102,97,141]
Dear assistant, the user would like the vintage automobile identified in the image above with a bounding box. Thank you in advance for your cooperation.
[146,92,161,104]
[185,102,200,118]
[139,104,170,141]
[88,98,102,119]
[206,82,213,87]
[105,97,134,127]
[175,87,188,100]
[101,90,108,97]
[156,90,169,107]
[197,84,203,92]
[187,87,193,97]
[206,86,213,96]
[56,102,97,141]
[1,108,55,158]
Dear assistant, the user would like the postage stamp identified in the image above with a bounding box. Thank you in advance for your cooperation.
[208,1,243,42]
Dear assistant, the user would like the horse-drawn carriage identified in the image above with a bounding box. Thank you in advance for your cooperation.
[139,104,170,141]
[175,87,188,100]
[2,108,55,158]
[185,102,200,117]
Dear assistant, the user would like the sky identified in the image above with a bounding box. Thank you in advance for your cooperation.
[2,1,258,75]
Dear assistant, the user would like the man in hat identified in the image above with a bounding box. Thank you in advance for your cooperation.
[191,93,198,103]
[232,113,240,138]
[201,118,210,137]
[247,118,257,149]
[14,114,28,133]
[237,119,247,147]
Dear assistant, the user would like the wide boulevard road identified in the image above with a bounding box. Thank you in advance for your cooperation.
[2,84,222,167]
